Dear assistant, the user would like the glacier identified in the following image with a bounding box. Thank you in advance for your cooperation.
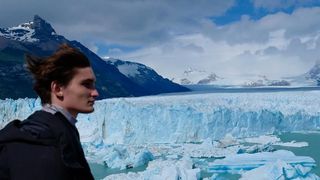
[79,90,320,144]
[1,90,320,179]
[0,91,320,144]
[2,91,320,144]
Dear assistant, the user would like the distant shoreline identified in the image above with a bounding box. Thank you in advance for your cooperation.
[158,85,320,96]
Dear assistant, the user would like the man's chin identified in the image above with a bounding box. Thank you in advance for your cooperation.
[80,107,95,114]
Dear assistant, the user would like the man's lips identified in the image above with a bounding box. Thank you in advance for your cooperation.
[88,101,95,105]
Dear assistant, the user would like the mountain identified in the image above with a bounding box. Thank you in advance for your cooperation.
[242,75,290,87]
[175,62,320,87]
[0,15,189,99]
[173,68,291,87]
[173,68,223,85]
[305,62,320,85]
[105,58,189,94]
[285,61,320,86]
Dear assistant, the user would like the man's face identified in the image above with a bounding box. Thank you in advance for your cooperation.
[61,67,99,116]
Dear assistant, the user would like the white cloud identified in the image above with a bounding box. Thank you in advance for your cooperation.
[204,7,320,45]
[119,7,320,80]
[1,1,319,82]
[0,0,234,46]
[107,48,124,57]
[87,43,99,54]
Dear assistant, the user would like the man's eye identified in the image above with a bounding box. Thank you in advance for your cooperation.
[82,82,95,89]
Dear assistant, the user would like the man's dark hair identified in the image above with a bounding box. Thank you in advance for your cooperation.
[25,44,91,105]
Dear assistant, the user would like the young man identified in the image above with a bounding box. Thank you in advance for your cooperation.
[0,44,99,180]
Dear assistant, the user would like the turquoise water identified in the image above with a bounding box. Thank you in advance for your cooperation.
[90,163,109,179]
[90,163,147,179]
[276,132,320,176]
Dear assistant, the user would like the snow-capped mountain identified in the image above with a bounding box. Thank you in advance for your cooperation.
[105,58,189,94]
[106,57,154,79]
[175,62,320,87]
[0,15,59,43]
[173,68,223,85]
[0,15,188,99]
[284,61,320,86]
[307,61,320,82]
[0,22,38,42]
[242,75,290,87]
[301,61,320,85]
[173,68,290,87]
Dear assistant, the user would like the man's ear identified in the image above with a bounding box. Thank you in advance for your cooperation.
[51,81,63,98]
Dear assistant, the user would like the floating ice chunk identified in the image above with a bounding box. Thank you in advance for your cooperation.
[242,135,308,148]
[104,157,201,180]
[166,154,180,159]
[294,163,313,177]
[208,150,316,174]
[176,140,242,158]
[274,141,309,147]
[203,174,218,180]
[102,145,129,169]
[86,143,154,170]
[240,160,320,180]
[218,133,239,148]
[132,149,154,168]
[237,143,275,154]
[242,135,281,144]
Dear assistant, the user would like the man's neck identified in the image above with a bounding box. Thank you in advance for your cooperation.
[42,104,78,126]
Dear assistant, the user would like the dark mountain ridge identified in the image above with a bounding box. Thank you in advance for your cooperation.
[0,15,189,99]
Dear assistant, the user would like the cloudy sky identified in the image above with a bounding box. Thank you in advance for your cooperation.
[1,0,320,80]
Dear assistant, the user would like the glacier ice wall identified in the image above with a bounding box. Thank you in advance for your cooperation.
[0,98,42,129]
[1,91,320,144]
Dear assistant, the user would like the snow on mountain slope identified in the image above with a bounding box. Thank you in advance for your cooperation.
[106,57,152,78]
[104,57,189,94]
[173,67,292,87]
[172,67,222,85]
[285,61,320,86]
[173,60,320,87]
[0,15,59,43]
[174,61,320,87]
[0,22,38,42]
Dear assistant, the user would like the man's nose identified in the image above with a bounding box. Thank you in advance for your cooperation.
[92,89,99,98]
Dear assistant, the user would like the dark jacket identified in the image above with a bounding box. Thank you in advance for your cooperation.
[0,110,94,180]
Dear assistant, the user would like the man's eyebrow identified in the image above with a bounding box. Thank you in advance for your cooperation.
[81,78,96,82]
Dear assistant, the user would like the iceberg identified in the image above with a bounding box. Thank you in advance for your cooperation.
[240,160,320,180]
[242,135,309,147]
[83,137,243,170]
[83,142,154,170]
[208,150,316,173]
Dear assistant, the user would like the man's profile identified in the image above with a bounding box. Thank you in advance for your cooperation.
[0,44,99,180]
